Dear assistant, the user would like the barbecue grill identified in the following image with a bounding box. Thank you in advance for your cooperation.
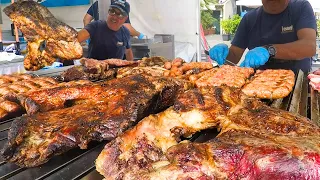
[0,69,318,180]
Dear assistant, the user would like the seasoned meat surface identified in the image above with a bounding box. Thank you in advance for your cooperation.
[242,69,295,99]
[4,1,82,70]
[96,86,320,180]
[2,75,190,167]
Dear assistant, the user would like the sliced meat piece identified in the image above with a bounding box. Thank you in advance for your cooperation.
[242,69,295,99]
[181,62,213,72]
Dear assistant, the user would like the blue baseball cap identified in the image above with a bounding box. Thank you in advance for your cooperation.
[110,0,130,16]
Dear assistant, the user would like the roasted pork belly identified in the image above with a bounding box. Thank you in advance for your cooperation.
[2,75,190,167]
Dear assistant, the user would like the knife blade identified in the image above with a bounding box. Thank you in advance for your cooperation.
[204,50,237,66]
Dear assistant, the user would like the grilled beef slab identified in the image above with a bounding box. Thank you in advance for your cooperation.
[3,1,82,71]
[96,86,320,179]
[2,75,190,167]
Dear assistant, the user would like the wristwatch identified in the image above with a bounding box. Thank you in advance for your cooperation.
[264,45,277,58]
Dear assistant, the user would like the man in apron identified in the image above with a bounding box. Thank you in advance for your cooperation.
[209,0,317,73]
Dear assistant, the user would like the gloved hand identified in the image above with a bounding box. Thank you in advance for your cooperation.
[209,43,229,65]
[86,39,91,45]
[138,33,145,39]
[240,47,270,68]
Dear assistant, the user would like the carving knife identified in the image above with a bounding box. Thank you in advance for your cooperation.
[204,50,237,66]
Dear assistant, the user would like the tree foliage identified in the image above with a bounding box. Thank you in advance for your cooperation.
[200,0,219,30]
[201,11,217,30]
[201,0,219,9]
[221,14,241,35]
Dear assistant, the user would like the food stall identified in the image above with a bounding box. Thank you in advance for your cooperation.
[0,1,320,180]
[0,67,319,179]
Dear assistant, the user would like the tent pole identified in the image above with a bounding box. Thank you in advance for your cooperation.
[11,0,19,43]
[196,0,201,62]
[0,3,2,51]
[11,0,20,54]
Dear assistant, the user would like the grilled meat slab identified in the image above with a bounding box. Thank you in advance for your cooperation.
[242,69,295,99]
[96,86,246,179]
[145,130,320,180]
[2,75,189,167]
[195,65,254,88]
[15,75,191,115]
[96,86,320,179]
[3,1,82,71]
[0,76,60,121]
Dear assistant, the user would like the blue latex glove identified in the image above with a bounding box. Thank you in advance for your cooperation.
[209,43,229,65]
[138,33,145,39]
[240,47,270,68]
[86,39,91,45]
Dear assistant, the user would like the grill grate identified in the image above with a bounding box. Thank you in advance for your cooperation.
[0,69,316,180]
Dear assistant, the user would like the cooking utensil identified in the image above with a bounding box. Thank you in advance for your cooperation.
[204,50,237,66]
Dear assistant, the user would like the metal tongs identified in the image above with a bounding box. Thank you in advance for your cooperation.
[204,50,237,66]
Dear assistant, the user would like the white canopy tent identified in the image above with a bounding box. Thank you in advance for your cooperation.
[236,0,261,7]
[126,0,201,62]
[309,0,320,12]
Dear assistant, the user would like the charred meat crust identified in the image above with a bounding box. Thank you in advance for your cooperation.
[2,75,190,167]
[95,85,320,179]
[4,1,82,71]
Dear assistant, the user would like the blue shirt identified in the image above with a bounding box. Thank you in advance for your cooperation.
[85,20,131,60]
[232,0,316,72]
[87,1,131,24]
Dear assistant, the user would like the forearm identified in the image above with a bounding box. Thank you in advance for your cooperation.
[77,29,90,43]
[83,14,93,27]
[123,23,140,37]
[226,50,241,64]
[273,39,316,60]
[126,49,134,61]
[83,19,91,27]
[226,45,245,64]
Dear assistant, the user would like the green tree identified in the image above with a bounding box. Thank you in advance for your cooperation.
[221,18,232,34]
[230,14,241,35]
[201,11,217,30]
[200,0,218,30]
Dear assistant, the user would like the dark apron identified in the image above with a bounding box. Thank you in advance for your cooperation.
[254,4,311,74]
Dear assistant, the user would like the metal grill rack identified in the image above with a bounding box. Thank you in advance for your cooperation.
[0,69,318,180]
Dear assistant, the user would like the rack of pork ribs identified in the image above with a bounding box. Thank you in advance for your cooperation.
[1,74,192,167]
[0,74,92,121]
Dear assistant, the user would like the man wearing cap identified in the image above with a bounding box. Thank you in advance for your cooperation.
[83,0,145,39]
[77,0,133,61]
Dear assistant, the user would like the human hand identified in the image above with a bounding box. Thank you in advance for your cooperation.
[138,33,145,39]
[209,43,229,65]
[240,47,270,68]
